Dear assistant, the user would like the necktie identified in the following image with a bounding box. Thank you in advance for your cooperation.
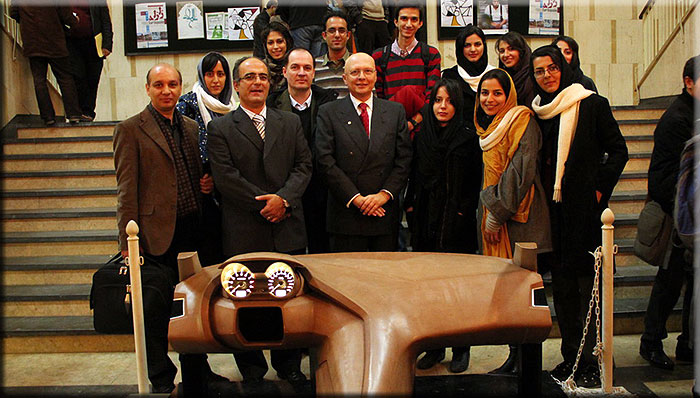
[358,103,369,137]
[252,114,265,141]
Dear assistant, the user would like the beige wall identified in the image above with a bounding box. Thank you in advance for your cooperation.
[2,0,695,125]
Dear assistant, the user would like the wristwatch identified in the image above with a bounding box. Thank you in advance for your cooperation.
[282,198,290,209]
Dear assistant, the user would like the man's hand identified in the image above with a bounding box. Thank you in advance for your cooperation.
[483,229,500,245]
[121,246,141,259]
[256,194,287,223]
[102,48,111,57]
[352,194,385,217]
[200,173,214,194]
[360,191,390,216]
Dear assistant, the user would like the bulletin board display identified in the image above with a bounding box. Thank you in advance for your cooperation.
[438,0,563,40]
[123,0,260,56]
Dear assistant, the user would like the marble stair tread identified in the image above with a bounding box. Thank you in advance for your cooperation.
[620,171,647,179]
[1,169,115,178]
[543,265,657,286]
[3,255,111,270]
[628,151,652,158]
[617,119,659,124]
[2,207,116,219]
[2,187,117,197]
[1,152,113,160]
[1,229,117,243]
[610,190,646,200]
[624,135,653,141]
[547,297,681,318]
[2,284,91,301]
[2,135,112,144]
[2,316,98,336]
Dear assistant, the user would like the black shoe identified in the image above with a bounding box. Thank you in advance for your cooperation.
[44,118,56,126]
[640,344,674,370]
[449,347,470,373]
[676,340,694,363]
[576,364,601,388]
[79,114,94,122]
[489,345,519,374]
[550,359,575,381]
[417,349,445,370]
[152,383,175,393]
[67,116,81,124]
[277,369,307,384]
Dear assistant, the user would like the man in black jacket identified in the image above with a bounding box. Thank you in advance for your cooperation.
[640,55,698,370]
[268,48,338,253]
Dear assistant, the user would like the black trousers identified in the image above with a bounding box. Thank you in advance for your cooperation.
[66,37,104,118]
[330,233,397,252]
[642,244,694,348]
[302,178,329,254]
[28,56,81,121]
[355,19,391,55]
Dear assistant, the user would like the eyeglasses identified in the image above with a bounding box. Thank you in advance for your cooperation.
[533,64,560,79]
[348,68,376,77]
[239,73,269,82]
[326,28,347,35]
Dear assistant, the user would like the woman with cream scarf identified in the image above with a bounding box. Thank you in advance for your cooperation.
[475,68,551,374]
[529,45,628,387]
[441,24,495,127]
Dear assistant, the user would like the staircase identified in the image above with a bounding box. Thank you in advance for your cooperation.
[0,105,681,354]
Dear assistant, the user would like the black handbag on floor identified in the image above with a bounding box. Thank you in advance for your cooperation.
[89,253,176,334]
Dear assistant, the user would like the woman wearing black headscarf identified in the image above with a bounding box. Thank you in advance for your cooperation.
[407,78,482,374]
[529,45,628,387]
[442,24,495,127]
[262,21,294,93]
[495,31,535,108]
[552,35,598,92]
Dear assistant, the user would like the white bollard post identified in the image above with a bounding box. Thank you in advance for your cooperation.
[600,208,615,393]
[126,220,150,394]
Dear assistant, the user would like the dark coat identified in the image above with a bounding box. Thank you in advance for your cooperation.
[315,96,413,236]
[10,1,77,58]
[535,94,628,268]
[407,121,482,253]
[267,84,338,147]
[648,90,694,215]
[441,66,479,130]
[87,0,113,52]
[207,107,312,256]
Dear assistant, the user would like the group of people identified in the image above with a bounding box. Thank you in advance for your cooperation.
[108,3,698,396]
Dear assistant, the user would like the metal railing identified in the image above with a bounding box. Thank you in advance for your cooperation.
[638,0,698,88]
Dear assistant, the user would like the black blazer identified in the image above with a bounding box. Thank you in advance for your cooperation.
[207,107,312,256]
[89,0,113,52]
[315,96,413,236]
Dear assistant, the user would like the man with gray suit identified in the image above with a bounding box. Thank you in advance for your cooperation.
[207,56,312,383]
[315,52,412,252]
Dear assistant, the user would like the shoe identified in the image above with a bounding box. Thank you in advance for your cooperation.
[489,345,519,374]
[79,114,94,122]
[550,359,575,381]
[417,349,445,370]
[44,118,56,126]
[576,364,601,388]
[676,340,694,363]
[152,383,175,393]
[449,347,470,373]
[640,344,674,370]
[67,116,81,124]
[277,369,307,384]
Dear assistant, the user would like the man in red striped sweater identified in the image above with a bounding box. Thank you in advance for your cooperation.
[371,5,441,133]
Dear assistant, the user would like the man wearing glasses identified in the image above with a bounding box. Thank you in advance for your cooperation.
[315,53,412,252]
[207,56,312,384]
[314,10,354,98]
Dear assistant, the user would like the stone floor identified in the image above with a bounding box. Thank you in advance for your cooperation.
[1,333,694,397]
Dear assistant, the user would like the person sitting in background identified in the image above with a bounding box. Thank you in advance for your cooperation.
[495,31,534,108]
[551,35,597,93]
[475,68,552,374]
[262,21,294,93]
[315,10,354,98]
[408,78,482,374]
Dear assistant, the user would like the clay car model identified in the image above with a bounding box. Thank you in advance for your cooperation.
[169,244,552,396]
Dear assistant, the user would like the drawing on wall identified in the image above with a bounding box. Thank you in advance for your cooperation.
[478,0,508,34]
[227,7,260,41]
[206,12,227,40]
[135,2,168,48]
[440,0,474,27]
[177,1,204,40]
[528,0,560,35]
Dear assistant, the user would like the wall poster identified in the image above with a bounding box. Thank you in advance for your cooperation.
[226,7,259,41]
[135,2,168,48]
[440,0,474,28]
[528,0,560,35]
[176,1,204,40]
[205,11,227,40]
[478,0,508,34]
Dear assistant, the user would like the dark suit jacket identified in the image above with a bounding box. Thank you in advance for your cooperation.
[10,1,78,58]
[315,96,412,236]
[207,107,312,256]
[113,107,202,255]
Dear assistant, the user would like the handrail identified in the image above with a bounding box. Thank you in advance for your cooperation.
[639,0,656,19]
[637,0,698,89]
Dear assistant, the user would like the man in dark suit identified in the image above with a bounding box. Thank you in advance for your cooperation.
[315,52,412,252]
[268,47,338,253]
[207,56,312,383]
[113,63,220,393]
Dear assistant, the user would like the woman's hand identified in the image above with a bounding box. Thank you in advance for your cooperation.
[484,229,500,245]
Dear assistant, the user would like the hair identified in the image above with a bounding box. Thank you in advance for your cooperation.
[395,5,424,22]
[200,52,229,77]
[455,24,487,73]
[475,69,512,126]
[232,56,268,81]
[551,35,579,55]
[429,78,464,121]
[261,21,294,59]
[323,9,349,30]
[286,47,315,69]
[683,55,698,81]
[265,0,278,9]
[146,63,182,85]
[495,31,531,71]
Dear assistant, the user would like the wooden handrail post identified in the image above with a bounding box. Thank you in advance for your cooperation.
[126,220,149,394]
[600,208,615,393]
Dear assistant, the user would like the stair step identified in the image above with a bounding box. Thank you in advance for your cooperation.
[1,229,117,243]
[625,135,653,152]
[615,171,647,191]
[612,108,665,120]
[16,123,115,139]
[3,136,113,155]
[2,188,117,210]
[1,152,114,172]
[618,120,656,136]
[1,169,116,190]
[2,255,108,286]
[2,230,118,257]
[623,152,651,172]
[2,284,91,302]
[2,208,116,233]
[1,284,89,317]
[609,190,646,214]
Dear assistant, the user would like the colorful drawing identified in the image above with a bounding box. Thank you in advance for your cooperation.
[441,0,474,27]
[227,7,260,41]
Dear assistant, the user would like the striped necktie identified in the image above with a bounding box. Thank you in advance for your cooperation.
[252,114,265,141]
